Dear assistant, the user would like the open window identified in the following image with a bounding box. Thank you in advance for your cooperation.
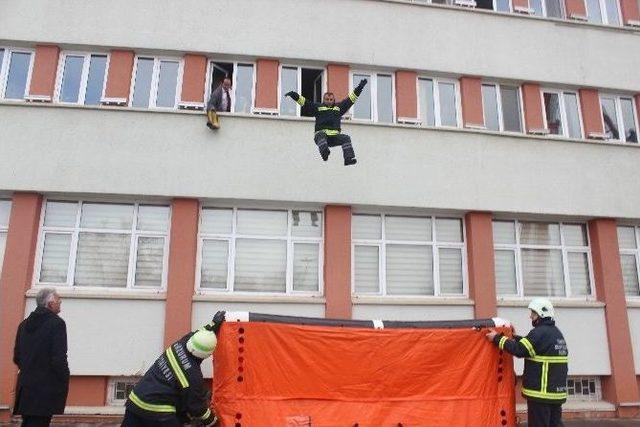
[279,66,324,117]
[207,61,255,114]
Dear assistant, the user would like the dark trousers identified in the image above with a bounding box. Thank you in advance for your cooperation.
[121,409,182,427]
[21,416,52,427]
[527,399,564,427]
[314,132,355,162]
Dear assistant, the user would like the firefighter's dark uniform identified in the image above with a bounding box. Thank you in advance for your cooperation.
[122,332,218,427]
[286,80,366,165]
[493,317,568,427]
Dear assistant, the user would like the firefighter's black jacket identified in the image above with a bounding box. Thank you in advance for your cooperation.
[288,84,365,135]
[494,317,568,404]
[125,332,216,425]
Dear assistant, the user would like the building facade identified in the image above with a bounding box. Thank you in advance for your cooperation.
[0,0,639,422]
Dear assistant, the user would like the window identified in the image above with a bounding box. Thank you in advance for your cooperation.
[234,63,255,114]
[108,377,139,405]
[351,72,395,123]
[542,90,583,139]
[418,77,460,128]
[56,53,108,105]
[1,49,33,100]
[279,66,324,117]
[482,83,523,132]
[494,220,593,298]
[198,208,322,294]
[600,95,638,143]
[35,201,170,289]
[352,214,465,296]
[618,225,640,297]
[0,200,11,276]
[131,57,182,109]
[529,0,565,17]
[567,377,602,402]
[586,0,621,24]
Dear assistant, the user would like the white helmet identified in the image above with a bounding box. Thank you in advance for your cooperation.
[528,298,555,319]
[186,329,218,359]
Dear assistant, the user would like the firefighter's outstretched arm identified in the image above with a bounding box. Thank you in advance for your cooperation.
[284,91,317,116]
[486,328,539,359]
[338,78,367,115]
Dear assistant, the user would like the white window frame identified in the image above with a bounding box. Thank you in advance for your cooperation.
[0,200,9,275]
[492,0,514,12]
[33,200,171,290]
[277,64,326,117]
[494,220,596,299]
[129,56,184,110]
[599,93,639,143]
[566,376,602,402]
[351,213,468,297]
[541,88,584,139]
[482,82,525,133]
[107,377,139,406]
[586,0,623,25]
[204,61,257,115]
[618,224,640,298]
[417,76,462,128]
[0,47,35,101]
[196,207,324,295]
[349,71,397,123]
[527,0,566,18]
[54,51,109,105]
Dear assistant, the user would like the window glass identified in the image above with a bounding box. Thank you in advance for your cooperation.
[439,247,463,294]
[386,245,433,295]
[620,98,638,143]
[0,232,6,275]
[135,236,165,287]
[44,202,78,227]
[39,233,71,283]
[81,203,134,230]
[0,49,4,76]
[200,208,233,235]
[587,0,603,23]
[75,233,131,287]
[495,250,517,295]
[354,245,380,293]
[522,248,565,296]
[438,82,457,127]
[482,84,500,131]
[564,93,582,139]
[137,206,169,232]
[280,67,298,116]
[60,55,84,103]
[436,218,463,242]
[501,86,522,132]
[352,215,382,240]
[563,224,588,246]
[544,92,563,136]
[568,252,591,296]
[604,0,620,24]
[493,220,516,244]
[530,0,544,16]
[293,243,319,292]
[236,210,287,236]
[495,0,511,11]
[234,64,254,113]
[234,239,286,292]
[419,78,436,127]
[84,55,107,105]
[545,0,564,17]
[385,216,432,241]
[520,222,561,245]
[377,74,393,123]
[353,73,372,120]
[5,52,31,100]
[200,240,228,289]
[155,60,179,108]
[617,226,637,249]
[291,211,322,238]
[131,58,154,108]
[601,97,619,139]
[620,254,639,296]
[0,200,12,226]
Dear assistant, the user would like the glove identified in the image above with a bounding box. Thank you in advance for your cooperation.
[207,310,225,334]
[354,79,368,96]
[284,91,299,101]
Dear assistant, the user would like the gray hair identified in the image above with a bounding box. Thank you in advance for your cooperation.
[36,288,57,308]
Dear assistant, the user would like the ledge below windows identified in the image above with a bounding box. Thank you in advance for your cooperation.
[193,293,326,304]
[25,288,166,301]
[353,295,474,305]
[497,298,605,308]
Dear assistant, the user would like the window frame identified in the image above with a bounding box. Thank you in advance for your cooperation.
[33,200,171,290]
[493,220,596,299]
[277,63,326,117]
[586,0,623,25]
[0,47,35,101]
[417,75,462,128]
[481,82,526,133]
[196,206,324,295]
[54,51,109,105]
[528,0,567,18]
[129,56,184,110]
[349,70,397,123]
[351,213,468,297]
[599,93,639,143]
[540,88,584,139]
[204,60,257,115]
[0,199,9,276]
[618,224,640,299]
[107,377,139,406]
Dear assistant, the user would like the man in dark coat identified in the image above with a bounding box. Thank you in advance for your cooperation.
[206,77,232,130]
[13,288,69,427]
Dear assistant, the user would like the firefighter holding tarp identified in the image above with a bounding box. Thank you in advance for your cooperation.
[121,311,226,427]
[284,79,367,166]
[486,298,568,427]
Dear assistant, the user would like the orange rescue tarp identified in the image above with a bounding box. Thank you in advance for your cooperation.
[212,322,515,427]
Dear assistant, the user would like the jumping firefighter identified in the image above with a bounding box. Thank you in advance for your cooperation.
[486,299,568,427]
[122,311,226,427]
[284,79,368,166]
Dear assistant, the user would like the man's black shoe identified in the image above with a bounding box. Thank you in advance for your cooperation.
[344,158,357,166]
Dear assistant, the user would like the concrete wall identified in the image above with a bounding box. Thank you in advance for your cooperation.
[25,297,165,376]
[352,302,474,320]
[629,307,640,374]
[498,306,611,376]
[2,104,640,218]
[1,0,639,91]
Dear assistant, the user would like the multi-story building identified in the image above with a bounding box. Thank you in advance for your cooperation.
[1,0,639,422]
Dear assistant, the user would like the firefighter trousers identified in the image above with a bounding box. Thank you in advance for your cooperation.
[527,399,564,427]
[314,132,355,163]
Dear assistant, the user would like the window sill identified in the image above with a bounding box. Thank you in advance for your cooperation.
[626,299,640,308]
[353,295,473,305]
[193,293,326,304]
[63,406,125,415]
[26,288,166,301]
[497,298,604,308]
[516,400,615,412]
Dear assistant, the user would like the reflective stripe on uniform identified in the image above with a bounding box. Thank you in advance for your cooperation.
[498,336,508,350]
[200,408,212,420]
[527,355,568,363]
[165,348,189,388]
[348,91,358,103]
[317,106,340,112]
[522,387,567,400]
[320,129,340,136]
[296,95,306,106]
[129,391,176,413]
[519,337,536,357]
